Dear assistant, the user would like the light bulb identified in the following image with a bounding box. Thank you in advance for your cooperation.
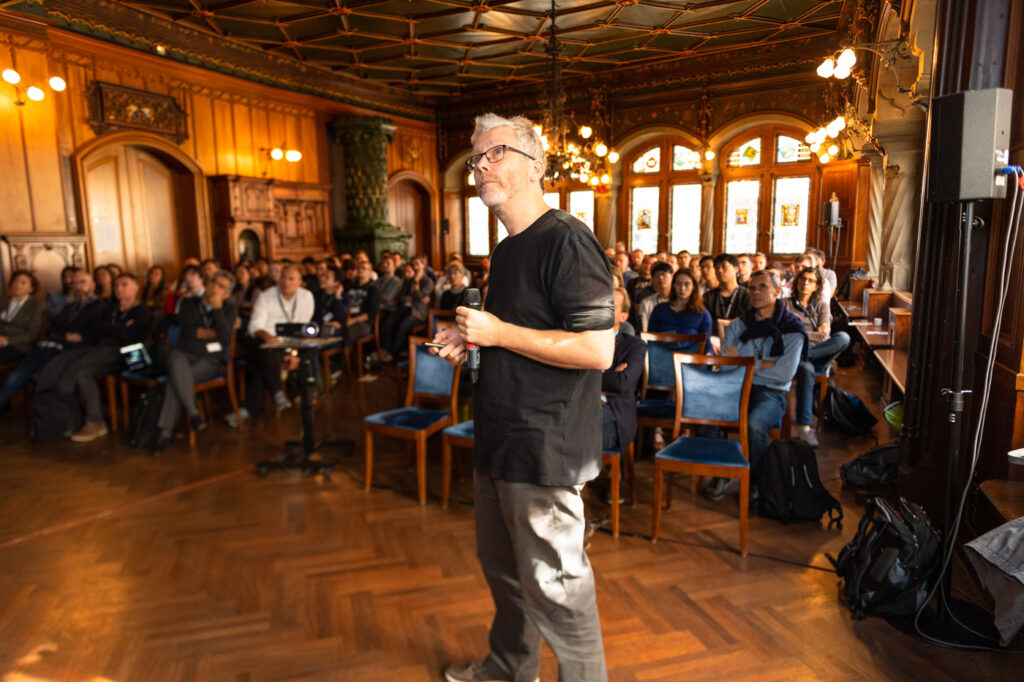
[2,68,20,84]
[48,76,66,91]
[834,116,846,130]
[579,125,592,139]
[704,150,715,160]
[607,150,619,163]
[828,144,839,156]
[594,143,607,157]
[270,148,284,160]
[579,174,589,184]
[837,48,856,69]
[816,58,835,79]
[285,149,302,162]
[833,65,851,79]
[810,142,820,152]
[826,122,840,138]
[819,153,831,163]
[26,86,44,101]
[600,173,611,184]
[590,176,600,186]
[804,132,814,143]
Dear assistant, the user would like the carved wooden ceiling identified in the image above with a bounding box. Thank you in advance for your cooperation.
[109,0,848,97]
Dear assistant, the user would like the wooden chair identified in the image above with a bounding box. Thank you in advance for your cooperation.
[651,353,756,555]
[440,419,475,509]
[319,339,349,391]
[602,442,636,537]
[364,336,461,505]
[635,333,707,456]
[427,308,456,337]
[348,312,379,377]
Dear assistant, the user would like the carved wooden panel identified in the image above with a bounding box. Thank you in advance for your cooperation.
[272,182,334,260]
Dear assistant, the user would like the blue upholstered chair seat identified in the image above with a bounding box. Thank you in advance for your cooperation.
[602,444,623,456]
[120,370,167,383]
[365,406,449,430]
[637,399,675,420]
[656,436,749,469]
[442,420,475,439]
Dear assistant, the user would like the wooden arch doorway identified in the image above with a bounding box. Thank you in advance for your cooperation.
[388,171,435,261]
[74,132,212,275]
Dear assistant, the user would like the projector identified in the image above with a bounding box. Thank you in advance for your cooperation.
[276,322,320,338]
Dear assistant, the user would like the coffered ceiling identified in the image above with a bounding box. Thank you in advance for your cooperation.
[109,0,848,96]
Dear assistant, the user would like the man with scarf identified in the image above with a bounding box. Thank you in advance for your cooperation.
[704,269,807,502]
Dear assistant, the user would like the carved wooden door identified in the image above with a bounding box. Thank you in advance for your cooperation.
[389,179,430,259]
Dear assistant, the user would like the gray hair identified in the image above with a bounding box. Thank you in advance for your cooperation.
[471,113,545,165]
[212,269,236,290]
[750,268,781,290]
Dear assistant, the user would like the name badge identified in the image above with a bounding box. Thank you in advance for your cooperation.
[206,341,223,354]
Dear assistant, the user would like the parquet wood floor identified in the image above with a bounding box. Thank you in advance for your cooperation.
[0,365,1016,681]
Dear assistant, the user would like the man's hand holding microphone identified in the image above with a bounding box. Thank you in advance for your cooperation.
[429,288,497,383]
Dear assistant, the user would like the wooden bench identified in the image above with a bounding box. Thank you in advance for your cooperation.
[865,291,912,401]
[837,278,874,319]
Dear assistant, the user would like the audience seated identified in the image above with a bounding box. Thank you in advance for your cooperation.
[170,264,205,315]
[736,253,753,286]
[602,288,647,452]
[635,261,673,332]
[752,252,767,272]
[345,260,381,348]
[229,262,261,315]
[438,262,469,311]
[314,265,350,342]
[704,269,806,502]
[0,270,43,366]
[614,251,636,284]
[376,256,402,309]
[93,265,115,301]
[378,256,433,362]
[46,265,78,317]
[155,269,238,452]
[0,269,108,414]
[698,254,718,295]
[232,264,314,425]
[36,273,151,442]
[647,269,713,337]
[703,254,750,345]
[626,255,654,310]
[786,266,851,447]
[141,265,169,315]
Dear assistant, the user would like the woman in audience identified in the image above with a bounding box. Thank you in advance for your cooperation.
[786,266,851,447]
[93,266,115,301]
[0,270,43,365]
[141,265,168,314]
[439,262,469,311]
[648,269,712,337]
[47,265,78,316]
[229,262,261,316]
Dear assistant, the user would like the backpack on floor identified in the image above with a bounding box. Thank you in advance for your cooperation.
[827,497,942,620]
[129,383,166,450]
[840,443,901,489]
[758,438,843,527]
[31,390,83,441]
[824,383,878,436]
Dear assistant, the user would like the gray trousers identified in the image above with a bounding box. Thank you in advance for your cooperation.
[474,469,607,682]
[157,349,221,435]
[37,345,121,423]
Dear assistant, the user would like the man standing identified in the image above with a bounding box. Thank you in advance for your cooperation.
[434,113,614,682]
[704,270,806,501]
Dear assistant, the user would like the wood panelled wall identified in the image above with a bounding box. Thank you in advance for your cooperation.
[0,19,438,266]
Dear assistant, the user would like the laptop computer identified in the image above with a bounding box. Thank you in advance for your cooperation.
[120,342,161,377]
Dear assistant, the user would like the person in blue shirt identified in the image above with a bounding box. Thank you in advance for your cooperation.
[647,269,712,337]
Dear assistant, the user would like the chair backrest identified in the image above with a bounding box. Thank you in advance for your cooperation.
[428,308,456,336]
[639,332,707,398]
[406,336,461,416]
[672,353,755,458]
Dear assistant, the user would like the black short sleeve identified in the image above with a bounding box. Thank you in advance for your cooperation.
[550,230,616,333]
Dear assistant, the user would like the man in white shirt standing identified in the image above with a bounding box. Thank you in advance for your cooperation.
[230,265,314,425]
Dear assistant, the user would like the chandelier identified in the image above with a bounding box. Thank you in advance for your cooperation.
[532,0,619,189]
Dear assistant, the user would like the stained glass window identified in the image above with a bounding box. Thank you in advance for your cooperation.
[776,135,812,163]
[727,137,761,167]
[467,197,490,256]
[631,147,661,174]
[725,180,760,253]
[630,186,659,254]
[569,190,595,230]
[772,176,811,253]
[670,184,701,253]
[672,145,702,171]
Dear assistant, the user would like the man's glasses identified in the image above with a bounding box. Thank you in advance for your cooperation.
[466,144,535,171]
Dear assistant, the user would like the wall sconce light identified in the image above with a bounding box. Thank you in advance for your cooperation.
[3,68,65,106]
[815,37,919,99]
[262,144,302,163]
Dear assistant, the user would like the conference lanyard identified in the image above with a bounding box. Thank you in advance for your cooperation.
[278,293,297,322]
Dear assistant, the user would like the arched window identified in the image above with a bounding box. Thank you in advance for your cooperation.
[718,125,818,256]
[622,135,703,254]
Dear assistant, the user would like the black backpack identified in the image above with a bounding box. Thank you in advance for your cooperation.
[840,443,900,489]
[824,383,878,436]
[129,384,166,450]
[758,438,843,526]
[32,390,83,441]
[828,497,942,620]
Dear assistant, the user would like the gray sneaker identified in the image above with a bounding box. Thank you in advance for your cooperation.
[443,660,523,682]
[273,390,292,412]
[797,424,820,448]
[224,407,250,429]
[703,476,730,501]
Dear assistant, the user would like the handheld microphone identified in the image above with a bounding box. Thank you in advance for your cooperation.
[463,288,482,383]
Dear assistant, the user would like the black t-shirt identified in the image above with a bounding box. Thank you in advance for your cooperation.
[473,209,614,487]
[703,286,750,325]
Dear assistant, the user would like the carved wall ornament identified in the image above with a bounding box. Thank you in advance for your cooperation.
[86,80,189,143]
